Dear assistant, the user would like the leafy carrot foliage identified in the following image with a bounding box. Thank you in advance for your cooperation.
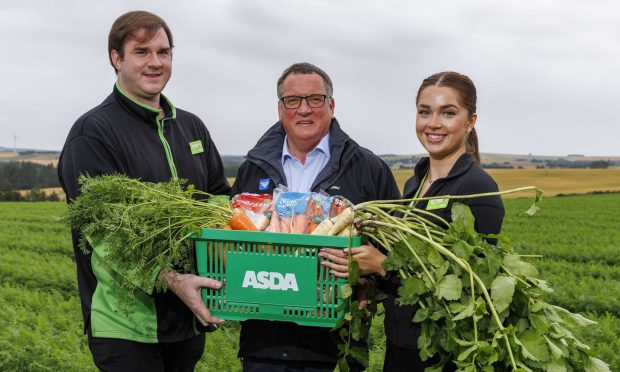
[63,174,233,315]
[335,190,610,371]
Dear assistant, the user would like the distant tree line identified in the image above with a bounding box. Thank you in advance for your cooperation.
[380,155,421,169]
[485,159,615,169]
[0,161,60,189]
[536,159,613,169]
[482,162,514,169]
[0,161,61,201]
[590,160,611,169]
[224,162,242,178]
[0,185,61,201]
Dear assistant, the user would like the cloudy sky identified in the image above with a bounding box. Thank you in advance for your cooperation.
[1,0,618,156]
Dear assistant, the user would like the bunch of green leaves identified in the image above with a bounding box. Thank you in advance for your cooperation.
[63,174,233,315]
[334,187,610,371]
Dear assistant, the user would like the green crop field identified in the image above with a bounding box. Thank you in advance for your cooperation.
[1,195,618,371]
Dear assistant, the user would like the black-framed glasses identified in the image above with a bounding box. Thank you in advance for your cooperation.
[280,94,330,109]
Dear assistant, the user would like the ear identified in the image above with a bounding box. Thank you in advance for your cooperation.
[110,50,122,71]
[277,100,285,123]
[328,96,335,118]
[466,112,477,133]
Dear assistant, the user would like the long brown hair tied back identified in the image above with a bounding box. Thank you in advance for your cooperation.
[416,71,480,164]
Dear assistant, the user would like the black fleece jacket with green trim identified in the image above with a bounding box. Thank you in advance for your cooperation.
[382,153,504,355]
[58,85,230,342]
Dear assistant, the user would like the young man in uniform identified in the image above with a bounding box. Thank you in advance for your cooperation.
[58,11,230,371]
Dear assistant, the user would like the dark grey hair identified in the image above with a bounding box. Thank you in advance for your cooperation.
[276,62,334,98]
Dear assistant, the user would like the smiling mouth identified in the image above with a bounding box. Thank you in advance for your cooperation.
[426,133,446,143]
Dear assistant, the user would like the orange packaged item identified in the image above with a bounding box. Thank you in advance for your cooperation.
[229,211,258,231]
[329,195,349,219]
[231,193,273,231]
[305,192,331,234]
[275,192,310,234]
[265,185,286,233]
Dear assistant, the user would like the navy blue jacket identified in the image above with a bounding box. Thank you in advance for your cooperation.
[231,119,401,363]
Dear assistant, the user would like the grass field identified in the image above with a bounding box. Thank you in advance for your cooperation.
[1,192,618,371]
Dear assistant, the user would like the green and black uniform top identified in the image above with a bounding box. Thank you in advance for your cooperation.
[379,153,504,367]
[58,83,230,343]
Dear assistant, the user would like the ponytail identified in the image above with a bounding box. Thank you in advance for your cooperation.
[466,127,480,164]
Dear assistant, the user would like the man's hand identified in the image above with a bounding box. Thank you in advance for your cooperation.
[163,271,224,326]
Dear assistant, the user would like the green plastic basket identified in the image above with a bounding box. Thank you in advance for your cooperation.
[193,228,362,327]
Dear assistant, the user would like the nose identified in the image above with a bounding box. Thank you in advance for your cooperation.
[297,97,312,114]
[428,114,442,128]
[147,51,163,67]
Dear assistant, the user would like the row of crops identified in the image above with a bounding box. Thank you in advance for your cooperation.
[0,195,618,371]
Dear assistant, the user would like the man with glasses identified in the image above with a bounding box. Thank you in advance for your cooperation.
[231,62,400,371]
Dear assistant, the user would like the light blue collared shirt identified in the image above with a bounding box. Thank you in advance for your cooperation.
[281,133,331,192]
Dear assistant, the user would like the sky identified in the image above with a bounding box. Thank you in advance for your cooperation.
[1,0,618,156]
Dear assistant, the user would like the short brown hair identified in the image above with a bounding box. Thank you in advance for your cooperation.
[108,11,174,73]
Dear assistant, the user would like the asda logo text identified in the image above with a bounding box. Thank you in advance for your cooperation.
[242,271,299,291]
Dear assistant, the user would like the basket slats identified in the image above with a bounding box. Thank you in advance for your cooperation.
[194,229,362,327]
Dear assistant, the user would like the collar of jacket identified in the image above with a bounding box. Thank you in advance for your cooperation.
[112,82,176,124]
[245,118,359,189]
[410,152,476,190]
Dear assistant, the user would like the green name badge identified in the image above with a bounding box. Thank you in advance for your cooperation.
[426,198,449,210]
[189,140,204,155]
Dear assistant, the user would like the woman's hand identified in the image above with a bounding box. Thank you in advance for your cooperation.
[318,247,350,278]
[345,244,388,277]
[319,244,388,278]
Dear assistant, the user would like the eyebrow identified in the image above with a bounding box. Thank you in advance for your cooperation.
[132,46,171,53]
[417,104,459,109]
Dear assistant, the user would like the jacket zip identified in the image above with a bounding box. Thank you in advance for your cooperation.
[115,81,179,180]
[157,117,178,180]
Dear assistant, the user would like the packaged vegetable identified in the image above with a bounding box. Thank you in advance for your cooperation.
[275,191,310,234]
[305,191,332,234]
[265,185,286,233]
[231,193,272,230]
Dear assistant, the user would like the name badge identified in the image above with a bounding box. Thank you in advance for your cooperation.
[189,140,204,155]
[426,198,449,210]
